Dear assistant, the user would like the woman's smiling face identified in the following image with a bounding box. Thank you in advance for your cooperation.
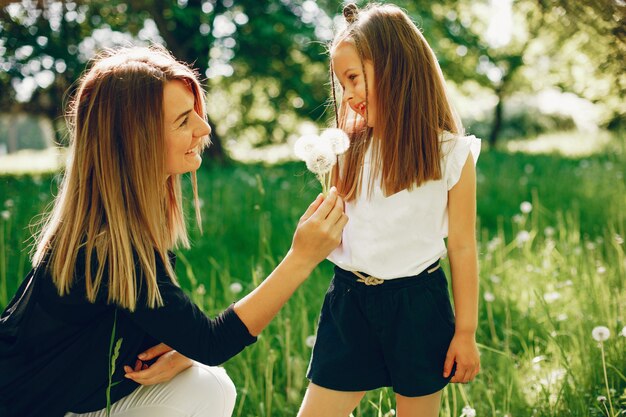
[331,40,377,128]
[163,80,211,176]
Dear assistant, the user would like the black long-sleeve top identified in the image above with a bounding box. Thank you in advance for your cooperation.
[0,251,257,417]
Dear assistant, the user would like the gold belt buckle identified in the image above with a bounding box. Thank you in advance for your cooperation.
[353,271,385,286]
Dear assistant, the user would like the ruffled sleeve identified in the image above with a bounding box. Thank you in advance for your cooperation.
[442,133,481,190]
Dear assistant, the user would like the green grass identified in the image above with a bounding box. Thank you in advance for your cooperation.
[0,140,625,416]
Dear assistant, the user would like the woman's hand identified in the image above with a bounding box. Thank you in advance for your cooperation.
[290,187,348,268]
[443,331,480,383]
[123,343,193,386]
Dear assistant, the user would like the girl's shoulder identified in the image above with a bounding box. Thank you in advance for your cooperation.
[439,131,481,189]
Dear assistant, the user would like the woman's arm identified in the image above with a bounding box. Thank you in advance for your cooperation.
[127,189,347,366]
[443,154,481,383]
[234,188,346,336]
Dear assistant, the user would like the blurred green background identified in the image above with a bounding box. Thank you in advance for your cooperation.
[0,1,625,416]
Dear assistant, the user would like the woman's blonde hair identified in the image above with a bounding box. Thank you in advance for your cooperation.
[330,3,462,201]
[33,45,209,311]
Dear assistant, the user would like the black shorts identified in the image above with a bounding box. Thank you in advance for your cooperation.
[307,262,455,397]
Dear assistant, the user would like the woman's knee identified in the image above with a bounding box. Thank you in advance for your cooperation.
[186,364,237,416]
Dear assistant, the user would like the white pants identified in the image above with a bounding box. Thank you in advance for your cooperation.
[66,363,236,417]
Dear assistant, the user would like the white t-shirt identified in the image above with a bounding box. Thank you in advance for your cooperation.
[328,132,481,279]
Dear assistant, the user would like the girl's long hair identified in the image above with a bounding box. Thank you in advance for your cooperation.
[331,3,462,201]
[33,45,209,311]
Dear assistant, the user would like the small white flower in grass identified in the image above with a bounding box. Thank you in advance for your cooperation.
[544,226,555,237]
[512,214,524,224]
[1,210,9,220]
[620,326,626,338]
[195,284,206,296]
[320,128,350,155]
[592,326,610,342]
[229,282,243,294]
[460,405,476,417]
[597,395,607,403]
[543,291,561,303]
[520,201,533,214]
[516,230,531,245]
[305,335,316,348]
[489,275,501,284]
[294,134,320,160]
[305,144,336,176]
[483,292,495,302]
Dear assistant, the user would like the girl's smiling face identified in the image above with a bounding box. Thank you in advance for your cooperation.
[331,40,377,128]
[163,80,211,176]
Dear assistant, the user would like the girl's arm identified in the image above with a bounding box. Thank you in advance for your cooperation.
[444,154,481,383]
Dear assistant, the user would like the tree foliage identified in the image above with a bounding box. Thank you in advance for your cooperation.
[1,0,623,154]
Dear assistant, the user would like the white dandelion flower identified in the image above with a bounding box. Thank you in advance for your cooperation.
[195,284,206,296]
[229,282,243,294]
[294,134,321,160]
[543,291,561,303]
[460,405,476,417]
[520,201,533,214]
[305,335,316,348]
[597,395,607,403]
[489,275,501,284]
[305,144,336,175]
[320,128,350,155]
[592,326,610,342]
[516,230,531,245]
[483,292,495,302]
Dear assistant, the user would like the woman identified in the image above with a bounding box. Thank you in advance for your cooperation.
[0,45,347,417]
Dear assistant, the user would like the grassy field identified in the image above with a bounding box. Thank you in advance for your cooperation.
[0,134,625,416]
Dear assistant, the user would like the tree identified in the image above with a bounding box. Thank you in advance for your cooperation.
[0,0,332,161]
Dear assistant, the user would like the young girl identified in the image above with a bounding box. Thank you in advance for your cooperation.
[0,45,347,417]
[298,3,481,416]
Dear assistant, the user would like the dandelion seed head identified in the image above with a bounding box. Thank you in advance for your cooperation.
[543,291,561,303]
[489,275,501,284]
[195,284,206,296]
[305,145,336,175]
[557,313,568,321]
[1,210,10,220]
[294,134,321,160]
[615,234,624,245]
[4,199,14,208]
[460,405,476,417]
[592,326,610,342]
[520,201,533,214]
[597,395,607,403]
[619,326,626,337]
[596,265,606,274]
[229,282,243,294]
[483,291,495,302]
[513,214,524,224]
[516,230,531,245]
[320,128,350,155]
[305,335,316,348]
[544,226,555,237]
